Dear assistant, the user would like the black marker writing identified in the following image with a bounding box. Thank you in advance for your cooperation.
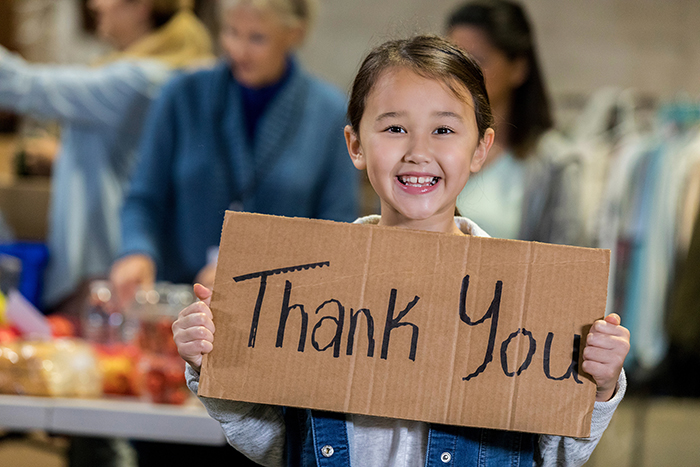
[500,328,536,377]
[381,289,420,361]
[543,333,583,384]
[234,261,330,348]
[460,275,503,381]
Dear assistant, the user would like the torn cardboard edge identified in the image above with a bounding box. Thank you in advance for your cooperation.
[199,212,610,438]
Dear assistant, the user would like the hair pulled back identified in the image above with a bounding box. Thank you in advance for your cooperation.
[347,35,494,141]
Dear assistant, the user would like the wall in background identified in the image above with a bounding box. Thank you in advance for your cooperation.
[10,0,700,126]
[299,0,700,127]
[300,0,700,100]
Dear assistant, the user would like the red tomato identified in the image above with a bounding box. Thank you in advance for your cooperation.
[0,326,20,343]
[47,315,76,338]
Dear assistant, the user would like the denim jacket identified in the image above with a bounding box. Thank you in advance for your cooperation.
[284,407,535,467]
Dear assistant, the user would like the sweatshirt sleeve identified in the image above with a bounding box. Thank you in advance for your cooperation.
[0,45,167,127]
[535,369,627,467]
[185,364,286,467]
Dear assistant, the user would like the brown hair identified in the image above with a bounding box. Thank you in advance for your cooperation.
[447,0,552,159]
[347,35,494,141]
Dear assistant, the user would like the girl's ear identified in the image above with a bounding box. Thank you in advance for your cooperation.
[470,128,495,173]
[345,125,366,170]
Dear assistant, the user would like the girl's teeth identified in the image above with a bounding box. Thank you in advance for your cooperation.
[400,175,437,185]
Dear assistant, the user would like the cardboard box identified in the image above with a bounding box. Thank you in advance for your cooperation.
[0,175,50,241]
[199,212,610,438]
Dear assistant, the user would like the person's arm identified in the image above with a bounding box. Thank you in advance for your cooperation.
[535,370,626,467]
[0,45,167,127]
[114,75,181,300]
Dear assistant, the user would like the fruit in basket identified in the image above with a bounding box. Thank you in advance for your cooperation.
[95,344,141,396]
[145,367,166,400]
[141,354,188,404]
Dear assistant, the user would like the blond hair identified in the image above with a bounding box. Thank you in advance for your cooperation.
[219,0,317,28]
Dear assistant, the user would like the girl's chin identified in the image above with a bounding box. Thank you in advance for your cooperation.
[388,208,451,225]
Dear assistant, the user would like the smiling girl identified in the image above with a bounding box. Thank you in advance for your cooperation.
[173,35,630,466]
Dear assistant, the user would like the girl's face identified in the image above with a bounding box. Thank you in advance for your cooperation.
[345,67,494,234]
[220,4,303,88]
[448,26,527,113]
[88,0,151,50]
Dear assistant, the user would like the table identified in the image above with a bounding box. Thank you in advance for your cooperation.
[0,394,226,446]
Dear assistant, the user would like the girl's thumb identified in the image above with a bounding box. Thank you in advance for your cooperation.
[604,313,621,326]
[193,283,213,305]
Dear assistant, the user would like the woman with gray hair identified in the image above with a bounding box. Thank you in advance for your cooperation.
[110,0,358,305]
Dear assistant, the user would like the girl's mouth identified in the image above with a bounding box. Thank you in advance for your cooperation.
[397,175,439,187]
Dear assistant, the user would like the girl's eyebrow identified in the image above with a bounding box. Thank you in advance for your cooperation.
[434,111,463,120]
[375,111,463,121]
[375,111,404,122]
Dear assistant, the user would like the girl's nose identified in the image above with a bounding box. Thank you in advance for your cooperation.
[403,134,431,164]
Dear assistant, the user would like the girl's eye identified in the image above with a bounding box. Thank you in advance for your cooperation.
[385,126,406,134]
[434,127,453,135]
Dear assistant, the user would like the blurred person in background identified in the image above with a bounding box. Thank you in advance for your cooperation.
[447,0,582,245]
[110,0,358,307]
[0,0,213,313]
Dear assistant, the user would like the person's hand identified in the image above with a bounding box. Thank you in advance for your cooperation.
[109,254,156,307]
[194,262,216,290]
[581,313,630,402]
[171,284,215,373]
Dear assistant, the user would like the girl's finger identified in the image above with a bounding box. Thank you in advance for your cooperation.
[175,311,215,334]
[178,300,213,320]
[194,283,213,306]
[590,319,629,337]
[175,325,214,344]
[582,345,620,365]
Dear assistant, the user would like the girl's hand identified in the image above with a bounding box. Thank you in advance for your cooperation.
[581,313,630,402]
[172,284,215,373]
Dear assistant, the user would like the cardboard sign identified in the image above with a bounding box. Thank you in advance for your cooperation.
[199,212,610,438]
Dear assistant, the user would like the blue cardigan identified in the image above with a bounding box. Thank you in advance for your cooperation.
[120,61,358,283]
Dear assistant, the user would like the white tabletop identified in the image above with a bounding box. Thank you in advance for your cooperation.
[0,394,226,445]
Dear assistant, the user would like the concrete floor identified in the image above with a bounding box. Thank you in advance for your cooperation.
[2,397,700,467]
[586,397,700,467]
[0,432,67,467]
